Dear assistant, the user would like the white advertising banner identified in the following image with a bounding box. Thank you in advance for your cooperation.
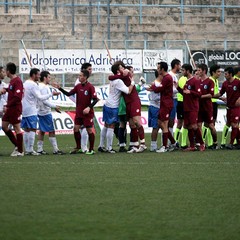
[143,50,183,71]
[19,49,143,74]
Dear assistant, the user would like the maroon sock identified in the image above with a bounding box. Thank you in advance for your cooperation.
[168,131,175,144]
[5,129,17,146]
[88,132,95,151]
[230,128,239,144]
[16,133,23,153]
[195,128,204,144]
[74,131,81,149]
[188,129,195,148]
[137,126,145,141]
[162,132,168,147]
[130,128,138,142]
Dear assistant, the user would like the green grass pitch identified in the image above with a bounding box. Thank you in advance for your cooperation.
[0,134,240,240]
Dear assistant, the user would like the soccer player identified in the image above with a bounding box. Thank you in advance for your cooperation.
[98,65,134,153]
[220,66,240,148]
[197,64,218,149]
[108,61,147,153]
[205,64,221,148]
[1,62,24,156]
[168,59,181,138]
[74,63,93,152]
[147,70,161,152]
[213,67,240,149]
[53,69,99,155]
[21,68,60,155]
[177,64,204,151]
[0,66,8,118]
[116,70,146,153]
[150,61,176,153]
[174,75,188,149]
[37,71,65,155]
[234,66,240,80]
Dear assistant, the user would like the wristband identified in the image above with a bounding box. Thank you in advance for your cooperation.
[131,81,135,86]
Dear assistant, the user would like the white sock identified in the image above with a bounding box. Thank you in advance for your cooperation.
[99,126,107,148]
[28,131,36,152]
[37,140,43,152]
[23,132,29,152]
[49,137,58,152]
[151,141,157,150]
[81,128,89,151]
[106,128,114,151]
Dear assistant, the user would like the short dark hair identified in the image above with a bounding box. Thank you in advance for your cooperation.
[114,61,126,69]
[233,66,240,75]
[197,63,208,74]
[224,67,234,76]
[30,68,40,77]
[0,66,3,72]
[158,61,168,72]
[210,64,221,76]
[6,62,17,74]
[126,66,133,71]
[40,71,50,82]
[171,59,181,69]
[182,64,193,74]
[81,63,92,71]
[111,61,126,74]
[154,69,159,78]
[81,69,90,79]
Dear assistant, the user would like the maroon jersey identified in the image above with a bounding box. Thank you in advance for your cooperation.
[151,73,173,108]
[220,79,240,108]
[178,77,201,112]
[199,78,214,112]
[109,74,140,104]
[68,82,97,118]
[6,76,23,110]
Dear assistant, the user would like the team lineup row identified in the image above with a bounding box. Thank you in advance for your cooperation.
[0,60,240,156]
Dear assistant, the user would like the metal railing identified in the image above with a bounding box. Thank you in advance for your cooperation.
[1,1,240,40]
[0,0,32,22]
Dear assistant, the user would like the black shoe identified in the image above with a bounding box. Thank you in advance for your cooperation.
[37,150,48,155]
[208,144,219,150]
[98,147,107,152]
[181,145,188,150]
[220,144,226,149]
[53,150,65,155]
[119,146,127,152]
[107,149,116,153]
[226,144,234,150]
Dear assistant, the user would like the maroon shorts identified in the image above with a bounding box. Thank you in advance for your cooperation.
[126,99,141,119]
[75,116,94,128]
[184,111,198,126]
[2,107,22,124]
[198,110,214,124]
[226,108,240,123]
[158,107,172,122]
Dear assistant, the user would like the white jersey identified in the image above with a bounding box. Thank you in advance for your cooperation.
[105,79,129,108]
[22,80,52,117]
[0,81,8,114]
[169,71,179,99]
[38,82,57,116]
[148,80,161,108]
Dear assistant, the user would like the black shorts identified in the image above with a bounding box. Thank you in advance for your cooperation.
[177,101,184,120]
